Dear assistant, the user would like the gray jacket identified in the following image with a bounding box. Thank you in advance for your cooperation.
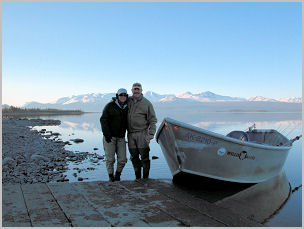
[127,95,157,136]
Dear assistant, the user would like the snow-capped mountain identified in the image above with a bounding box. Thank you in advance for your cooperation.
[248,96,302,103]
[49,93,116,105]
[248,96,278,102]
[23,93,117,111]
[276,97,302,103]
[143,91,175,102]
[177,91,246,102]
[20,91,302,112]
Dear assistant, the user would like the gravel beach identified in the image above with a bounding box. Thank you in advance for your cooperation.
[2,117,91,184]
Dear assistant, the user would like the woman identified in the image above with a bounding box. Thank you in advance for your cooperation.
[100,88,128,181]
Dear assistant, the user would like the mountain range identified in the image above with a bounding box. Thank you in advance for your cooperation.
[3,91,302,112]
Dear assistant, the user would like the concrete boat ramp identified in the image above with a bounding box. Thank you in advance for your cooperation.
[3,175,288,227]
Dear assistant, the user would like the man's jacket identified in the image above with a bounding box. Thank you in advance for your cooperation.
[127,95,157,136]
[100,98,128,139]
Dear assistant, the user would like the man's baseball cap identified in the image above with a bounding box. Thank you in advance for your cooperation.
[117,88,127,95]
[132,83,142,90]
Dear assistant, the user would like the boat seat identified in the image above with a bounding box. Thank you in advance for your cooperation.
[226,131,250,142]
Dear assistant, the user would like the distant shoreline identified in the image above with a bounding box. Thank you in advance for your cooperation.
[214,110,268,113]
[2,111,86,117]
[2,107,88,117]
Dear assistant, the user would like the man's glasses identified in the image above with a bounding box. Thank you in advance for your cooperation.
[119,94,128,97]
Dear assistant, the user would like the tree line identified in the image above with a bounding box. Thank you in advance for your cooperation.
[2,106,83,114]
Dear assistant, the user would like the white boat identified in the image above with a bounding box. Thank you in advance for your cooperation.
[156,117,300,183]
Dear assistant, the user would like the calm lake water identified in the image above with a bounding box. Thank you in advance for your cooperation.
[32,111,302,227]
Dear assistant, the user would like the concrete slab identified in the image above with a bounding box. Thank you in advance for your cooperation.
[2,184,32,227]
[71,181,150,227]
[47,182,111,227]
[2,179,270,227]
[123,180,225,227]
[138,179,262,227]
[100,180,184,227]
[21,183,71,227]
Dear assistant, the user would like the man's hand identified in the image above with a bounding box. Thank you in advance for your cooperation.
[105,136,112,143]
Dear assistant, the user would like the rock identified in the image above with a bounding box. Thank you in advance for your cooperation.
[2,117,74,184]
[71,138,84,143]
[97,155,104,160]
[93,148,98,150]
[3,157,16,167]
[73,173,77,177]
[2,165,9,172]
[152,156,159,160]
[87,167,95,170]
[30,154,49,162]
[91,159,99,163]
[78,177,84,181]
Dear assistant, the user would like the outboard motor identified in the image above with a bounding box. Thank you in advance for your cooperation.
[227,131,249,142]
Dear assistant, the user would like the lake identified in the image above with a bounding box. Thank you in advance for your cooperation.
[32,111,302,226]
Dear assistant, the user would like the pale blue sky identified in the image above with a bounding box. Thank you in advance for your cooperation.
[2,2,302,106]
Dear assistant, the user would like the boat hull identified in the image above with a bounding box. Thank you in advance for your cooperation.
[156,118,291,183]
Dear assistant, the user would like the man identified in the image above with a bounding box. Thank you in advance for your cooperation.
[100,88,128,182]
[127,83,157,179]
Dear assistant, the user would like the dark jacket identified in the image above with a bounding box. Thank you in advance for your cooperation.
[100,98,128,139]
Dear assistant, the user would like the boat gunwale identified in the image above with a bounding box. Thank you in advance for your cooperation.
[156,117,291,151]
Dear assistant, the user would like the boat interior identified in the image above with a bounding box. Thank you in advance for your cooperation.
[226,129,290,146]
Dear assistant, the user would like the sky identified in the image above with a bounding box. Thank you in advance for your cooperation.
[2,2,302,106]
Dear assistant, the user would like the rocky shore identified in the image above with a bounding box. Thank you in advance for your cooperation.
[2,118,96,184]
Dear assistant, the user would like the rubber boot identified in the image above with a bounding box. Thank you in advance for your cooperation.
[109,174,115,182]
[143,160,150,179]
[114,171,121,181]
[135,168,141,180]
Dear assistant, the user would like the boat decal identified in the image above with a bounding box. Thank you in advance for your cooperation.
[184,132,218,145]
[227,151,255,160]
[217,147,226,156]
[173,125,180,130]
[164,123,169,131]
[176,140,207,150]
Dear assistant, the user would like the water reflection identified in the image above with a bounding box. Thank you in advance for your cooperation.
[172,171,291,225]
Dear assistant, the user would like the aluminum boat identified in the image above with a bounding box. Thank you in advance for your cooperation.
[156,117,300,183]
